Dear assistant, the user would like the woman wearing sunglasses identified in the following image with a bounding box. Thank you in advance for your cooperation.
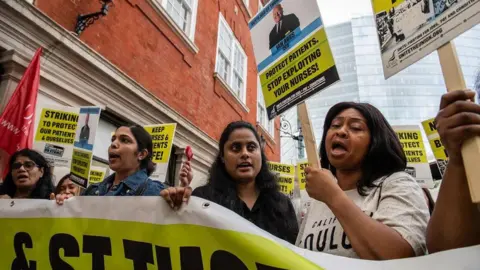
[0,149,54,199]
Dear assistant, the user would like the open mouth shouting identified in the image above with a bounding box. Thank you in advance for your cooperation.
[108,152,121,163]
[330,139,349,158]
[15,174,30,183]
[237,162,253,173]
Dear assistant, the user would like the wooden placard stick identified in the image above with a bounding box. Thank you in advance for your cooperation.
[438,41,480,203]
[297,102,321,169]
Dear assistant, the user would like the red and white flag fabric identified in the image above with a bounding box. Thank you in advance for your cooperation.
[0,47,42,175]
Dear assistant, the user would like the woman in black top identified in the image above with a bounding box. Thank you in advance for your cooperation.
[163,121,299,244]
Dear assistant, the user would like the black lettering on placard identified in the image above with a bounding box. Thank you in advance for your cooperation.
[316,229,328,252]
[153,151,164,160]
[210,250,247,270]
[180,247,203,270]
[123,240,154,270]
[341,232,352,249]
[11,232,36,270]
[428,121,437,131]
[303,234,314,250]
[155,246,172,270]
[49,234,80,270]
[434,139,442,148]
[151,127,165,133]
[329,227,338,250]
[83,235,112,270]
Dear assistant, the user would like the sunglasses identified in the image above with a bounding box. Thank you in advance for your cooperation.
[12,161,38,171]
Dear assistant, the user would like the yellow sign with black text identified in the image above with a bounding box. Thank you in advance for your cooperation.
[421,118,448,161]
[70,148,92,188]
[393,125,433,188]
[144,124,176,164]
[89,167,107,185]
[268,161,295,176]
[34,108,78,145]
[297,161,310,190]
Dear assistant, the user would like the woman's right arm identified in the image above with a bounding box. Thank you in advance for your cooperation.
[427,90,480,253]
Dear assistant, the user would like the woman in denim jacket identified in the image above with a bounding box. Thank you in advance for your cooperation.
[54,125,191,204]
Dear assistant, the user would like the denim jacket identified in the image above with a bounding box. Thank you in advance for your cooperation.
[82,169,165,196]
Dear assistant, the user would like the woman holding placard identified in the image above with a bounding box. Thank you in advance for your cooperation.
[54,125,192,203]
[297,102,429,259]
[0,149,54,199]
[426,90,480,252]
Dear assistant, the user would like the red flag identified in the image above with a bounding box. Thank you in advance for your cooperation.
[0,47,42,175]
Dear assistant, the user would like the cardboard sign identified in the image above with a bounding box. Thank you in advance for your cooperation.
[296,161,310,190]
[249,0,339,119]
[370,0,480,78]
[393,125,434,188]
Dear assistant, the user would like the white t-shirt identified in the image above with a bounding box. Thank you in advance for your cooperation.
[296,172,429,258]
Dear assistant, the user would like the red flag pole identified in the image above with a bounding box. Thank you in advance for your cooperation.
[0,47,42,179]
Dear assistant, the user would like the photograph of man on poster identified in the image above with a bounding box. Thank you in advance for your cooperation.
[269,4,300,49]
[79,114,90,148]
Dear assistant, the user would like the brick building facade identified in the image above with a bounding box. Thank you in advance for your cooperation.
[0,0,279,187]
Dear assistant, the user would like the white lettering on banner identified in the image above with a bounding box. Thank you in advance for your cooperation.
[0,198,479,269]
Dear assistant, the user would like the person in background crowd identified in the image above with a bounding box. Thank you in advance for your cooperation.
[163,121,299,244]
[0,149,54,199]
[297,102,429,259]
[427,90,480,252]
[50,173,79,200]
[55,125,191,204]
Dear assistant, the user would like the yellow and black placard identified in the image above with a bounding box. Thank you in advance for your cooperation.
[34,108,79,145]
[395,130,428,164]
[89,167,106,185]
[259,28,339,119]
[278,175,295,197]
[70,148,92,188]
[422,118,448,161]
[267,161,295,197]
[296,162,310,190]
[144,124,176,164]
[267,161,295,176]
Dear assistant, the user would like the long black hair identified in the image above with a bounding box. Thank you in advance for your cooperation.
[124,125,156,176]
[0,149,54,199]
[320,102,406,195]
[207,121,278,193]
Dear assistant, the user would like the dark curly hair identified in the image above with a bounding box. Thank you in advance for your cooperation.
[320,102,406,195]
[0,149,54,199]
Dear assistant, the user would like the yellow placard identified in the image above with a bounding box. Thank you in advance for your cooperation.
[267,161,295,176]
[371,0,404,13]
[395,130,427,163]
[144,124,176,163]
[34,108,78,145]
[89,167,106,185]
[70,148,92,187]
[421,118,448,161]
[296,162,310,190]
[278,175,295,197]
[259,28,335,107]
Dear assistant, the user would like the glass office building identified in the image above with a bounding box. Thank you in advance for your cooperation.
[281,15,480,163]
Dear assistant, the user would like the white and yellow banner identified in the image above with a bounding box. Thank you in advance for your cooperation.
[0,198,479,269]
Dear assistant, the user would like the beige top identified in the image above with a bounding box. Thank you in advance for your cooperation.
[296,172,429,258]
